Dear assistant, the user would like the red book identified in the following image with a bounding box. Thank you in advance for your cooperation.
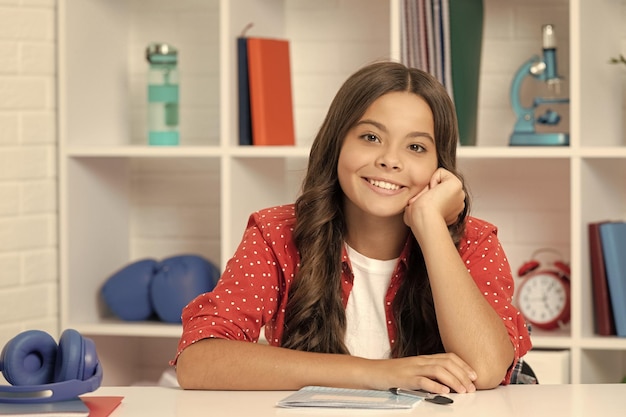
[588,221,616,336]
[246,37,295,146]
[81,396,124,417]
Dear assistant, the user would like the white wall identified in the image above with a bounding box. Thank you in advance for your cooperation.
[0,0,574,347]
[0,0,58,349]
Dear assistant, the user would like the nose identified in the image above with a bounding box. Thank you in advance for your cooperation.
[376,148,402,171]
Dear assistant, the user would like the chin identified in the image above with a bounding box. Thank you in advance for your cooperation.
[363,206,406,220]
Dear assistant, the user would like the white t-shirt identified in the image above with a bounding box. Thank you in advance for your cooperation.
[344,243,396,359]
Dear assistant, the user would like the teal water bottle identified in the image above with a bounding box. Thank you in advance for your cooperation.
[146,43,179,146]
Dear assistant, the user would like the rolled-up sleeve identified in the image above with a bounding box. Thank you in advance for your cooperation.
[171,207,298,364]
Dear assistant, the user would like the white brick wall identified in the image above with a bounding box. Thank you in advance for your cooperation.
[130,158,222,268]
[0,0,58,348]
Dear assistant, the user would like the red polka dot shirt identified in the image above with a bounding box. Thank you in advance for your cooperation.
[172,204,532,384]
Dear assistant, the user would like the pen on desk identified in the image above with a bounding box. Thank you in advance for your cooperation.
[389,387,454,405]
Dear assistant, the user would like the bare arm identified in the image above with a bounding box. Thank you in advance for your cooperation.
[414,215,513,389]
[176,338,477,393]
[405,169,514,389]
[176,339,363,390]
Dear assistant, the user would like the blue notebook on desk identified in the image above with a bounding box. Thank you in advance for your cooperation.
[276,386,420,409]
[0,398,89,416]
[599,222,626,337]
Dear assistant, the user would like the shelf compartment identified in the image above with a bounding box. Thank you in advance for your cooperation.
[60,0,220,148]
[579,349,626,383]
[223,156,307,262]
[60,156,221,328]
[579,158,626,340]
[458,157,571,282]
[575,0,625,148]
[223,0,392,147]
[86,334,178,385]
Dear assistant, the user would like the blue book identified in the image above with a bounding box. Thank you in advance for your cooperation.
[599,222,626,337]
[0,398,89,415]
[237,37,252,146]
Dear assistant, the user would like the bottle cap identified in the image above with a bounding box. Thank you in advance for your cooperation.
[146,43,178,64]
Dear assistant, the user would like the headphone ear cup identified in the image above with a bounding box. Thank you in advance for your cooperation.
[53,329,87,383]
[79,335,99,381]
[0,330,58,386]
[53,329,99,383]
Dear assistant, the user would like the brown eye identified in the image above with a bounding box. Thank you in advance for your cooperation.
[361,134,379,143]
[409,143,426,153]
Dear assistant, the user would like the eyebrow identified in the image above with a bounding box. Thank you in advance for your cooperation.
[356,119,435,143]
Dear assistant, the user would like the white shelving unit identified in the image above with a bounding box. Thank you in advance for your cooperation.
[58,0,626,385]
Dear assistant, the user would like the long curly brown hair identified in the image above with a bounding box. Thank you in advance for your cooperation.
[281,61,470,358]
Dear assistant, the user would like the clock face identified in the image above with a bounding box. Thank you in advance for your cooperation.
[518,272,568,325]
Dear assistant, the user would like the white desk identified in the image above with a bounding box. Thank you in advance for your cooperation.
[92,384,626,417]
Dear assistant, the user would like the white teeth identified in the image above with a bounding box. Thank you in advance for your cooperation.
[369,179,400,190]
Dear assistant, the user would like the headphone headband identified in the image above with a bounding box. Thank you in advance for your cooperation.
[0,360,102,403]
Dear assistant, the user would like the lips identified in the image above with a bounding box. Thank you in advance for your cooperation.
[367,178,401,191]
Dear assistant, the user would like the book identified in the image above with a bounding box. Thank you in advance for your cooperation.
[599,222,626,337]
[0,396,123,417]
[0,398,89,416]
[276,386,421,409]
[589,221,616,336]
[237,37,252,146]
[246,37,295,146]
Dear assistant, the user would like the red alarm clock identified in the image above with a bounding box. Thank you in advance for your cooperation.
[515,249,571,331]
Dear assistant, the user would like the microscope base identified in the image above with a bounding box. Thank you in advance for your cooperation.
[509,132,569,146]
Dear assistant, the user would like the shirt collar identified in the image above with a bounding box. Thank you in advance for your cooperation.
[341,235,413,267]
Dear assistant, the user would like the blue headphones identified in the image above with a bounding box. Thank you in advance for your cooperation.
[0,329,102,403]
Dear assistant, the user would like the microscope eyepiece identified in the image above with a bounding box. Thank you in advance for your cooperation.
[542,24,557,49]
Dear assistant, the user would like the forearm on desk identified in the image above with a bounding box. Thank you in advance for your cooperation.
[415,217,513,389]
[432,263,513,389]
[175,338,370,390]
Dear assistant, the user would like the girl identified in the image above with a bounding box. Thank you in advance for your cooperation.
[173,61,531,394]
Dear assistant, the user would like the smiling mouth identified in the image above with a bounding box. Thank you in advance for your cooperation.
[368,178,402,191]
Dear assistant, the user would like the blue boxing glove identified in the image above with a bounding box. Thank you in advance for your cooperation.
[100,258,158,321]
[150,255,221,323]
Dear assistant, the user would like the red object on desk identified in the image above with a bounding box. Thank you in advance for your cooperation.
[80,396,123,417]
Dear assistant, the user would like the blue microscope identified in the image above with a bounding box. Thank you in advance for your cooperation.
[509,24,569,146]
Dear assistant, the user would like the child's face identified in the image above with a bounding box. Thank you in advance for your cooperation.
[337,91,438,220]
